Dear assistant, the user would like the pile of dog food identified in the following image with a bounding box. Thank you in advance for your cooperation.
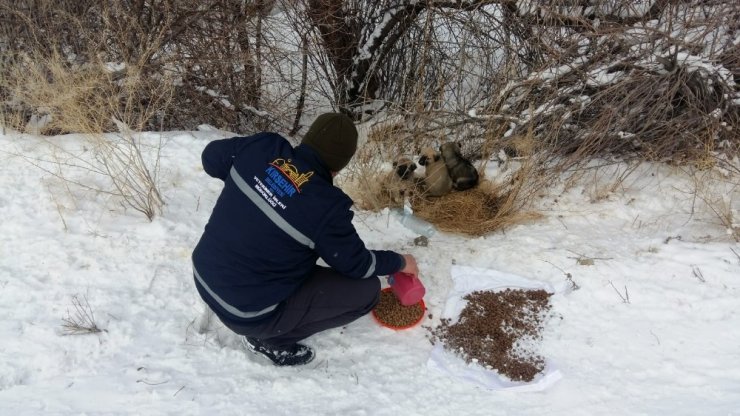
[431,288,552,382]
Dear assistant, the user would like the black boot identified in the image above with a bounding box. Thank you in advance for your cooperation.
[243,337,315,366]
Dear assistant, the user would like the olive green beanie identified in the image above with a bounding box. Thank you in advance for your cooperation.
[301,112,358,172]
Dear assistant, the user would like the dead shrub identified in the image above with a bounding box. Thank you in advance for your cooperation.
[0,1,292,133]
[61,294,104,336]
[2,51,168,220]
[4,51,172,135]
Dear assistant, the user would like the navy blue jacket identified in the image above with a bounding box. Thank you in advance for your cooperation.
[192,132,404,323]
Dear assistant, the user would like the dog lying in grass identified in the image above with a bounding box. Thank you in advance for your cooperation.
[418,147,453,197]
[440,141,479,191]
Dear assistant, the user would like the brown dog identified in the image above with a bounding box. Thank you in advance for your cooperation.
[440,141,479,191]
[418,147,453,197]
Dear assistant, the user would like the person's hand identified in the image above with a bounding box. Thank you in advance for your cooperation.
[400,254,419,277]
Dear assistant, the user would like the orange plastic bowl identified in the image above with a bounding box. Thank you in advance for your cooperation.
[371,288,426,330]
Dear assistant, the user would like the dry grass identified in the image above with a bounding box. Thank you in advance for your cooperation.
[4,50,172,135]
[345,119,437,212]
[2,51,169,220]
[348,171,403,212]
[689,169,740,242]
[410,179,542,237]
[60,294,104,336]
[345,140,544,237]
[344,116,546,237]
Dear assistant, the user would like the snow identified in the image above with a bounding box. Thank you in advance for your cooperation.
[104,62,126,73]
[537,57,590,82]
[195,87,235,110]
[586,67,624,87]
[1,128,740,415]
[675,51,735,82]
[357,7,399,61]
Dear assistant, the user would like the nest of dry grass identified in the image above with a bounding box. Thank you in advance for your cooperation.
[344,135,544,238]
[409,180,542,237]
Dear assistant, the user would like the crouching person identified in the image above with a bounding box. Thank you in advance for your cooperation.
[191,113,419,366]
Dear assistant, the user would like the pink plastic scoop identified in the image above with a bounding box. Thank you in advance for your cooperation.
[387,272,426,306]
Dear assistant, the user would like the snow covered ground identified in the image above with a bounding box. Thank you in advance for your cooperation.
[1,129,739,415]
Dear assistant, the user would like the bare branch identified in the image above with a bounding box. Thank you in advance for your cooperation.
[608,281,631,304]
[691,265,706,283]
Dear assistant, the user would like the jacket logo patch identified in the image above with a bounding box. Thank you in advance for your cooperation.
[265,158,313,196]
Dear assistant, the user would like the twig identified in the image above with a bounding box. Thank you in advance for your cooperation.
[47,183,68,231]
[148,266,163,292]
[663,235,682,244]
[174,386,186,397]
[311,359,328,370]
[691,265,706,283]
[543,260,579,291]
[136,379,168,386]
[731,247,740,264]
[567,250,613,266]
[608,281,630,304]
[555,216,568,230]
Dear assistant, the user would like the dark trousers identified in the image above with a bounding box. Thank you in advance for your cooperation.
[218,266,380,346]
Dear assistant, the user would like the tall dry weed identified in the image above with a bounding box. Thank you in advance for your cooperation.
[2,51,171,220]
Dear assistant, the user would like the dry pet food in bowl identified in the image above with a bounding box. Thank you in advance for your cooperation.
[372,288,425,330]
